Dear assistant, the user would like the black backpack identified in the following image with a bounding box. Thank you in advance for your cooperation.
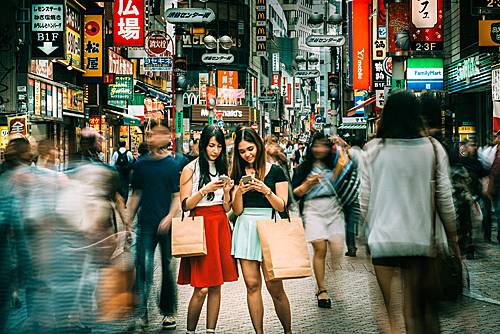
[116,150,130,171]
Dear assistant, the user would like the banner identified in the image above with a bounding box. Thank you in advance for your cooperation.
[83,14,103,77]
[411,0,443,51]
[352,0,371,90]
[113,0,145,47]
[108,75,133,100]
[217,70,238,89]
[255,0,267,56]
[387,2,411,55]
[199,73,209,103]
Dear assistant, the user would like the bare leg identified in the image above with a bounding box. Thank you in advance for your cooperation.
[311,240,329,299]
[206,286,221,331]
[186,287,208,331]
[374,265,400,334]
[265,279,292,334]
[240,259,264,334]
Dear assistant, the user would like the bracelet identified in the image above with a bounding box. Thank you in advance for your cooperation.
[199,189,206,197]
[264,189,272,197]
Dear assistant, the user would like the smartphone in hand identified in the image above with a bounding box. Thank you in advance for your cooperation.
[241,175,253,185]
[219,175,231,183]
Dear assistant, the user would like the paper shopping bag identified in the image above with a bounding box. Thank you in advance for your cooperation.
[172,215,207,258]
[257,216,312,281]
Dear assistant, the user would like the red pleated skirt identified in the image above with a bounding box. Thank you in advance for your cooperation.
[177,205,239,288]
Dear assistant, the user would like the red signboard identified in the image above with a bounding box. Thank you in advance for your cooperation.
[387,2,411,55]
[108,49,133,75]
[410,0,443,51]
[113,0,145,47]
[272,73,280,87]
[352,0,371,90]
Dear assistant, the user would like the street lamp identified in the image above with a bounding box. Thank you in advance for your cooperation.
[203,35,233,53]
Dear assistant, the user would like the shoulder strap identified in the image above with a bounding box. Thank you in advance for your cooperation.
[430,137,439,255]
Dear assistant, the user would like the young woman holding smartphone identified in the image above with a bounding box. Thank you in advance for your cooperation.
[178,125,238,334]
[231,127,292,334]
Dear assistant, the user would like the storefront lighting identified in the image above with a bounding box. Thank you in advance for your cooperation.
[203,35,217,49]
[219,35,233,50]
[66,56,73,71]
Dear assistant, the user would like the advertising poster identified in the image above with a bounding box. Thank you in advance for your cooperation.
[387,2,411,55]
[352,0,371,90]
[410,0,443,52]
[114,0,145,47]
[83,14,103,77]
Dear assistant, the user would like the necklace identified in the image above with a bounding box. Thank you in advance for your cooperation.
[208,170,217,177]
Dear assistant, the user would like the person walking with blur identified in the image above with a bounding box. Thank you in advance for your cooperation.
[231,128,293,334]
[292,132,344,309]
[111,140,134,204]
[178,125,238,334]
[360,92,460,334]
[126,124,181,330]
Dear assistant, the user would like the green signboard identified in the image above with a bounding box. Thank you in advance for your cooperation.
[108,99,128,109]
[108,75,133,100]
[124,117,141,126]
[175,111,183,134]
[208,116,214,125]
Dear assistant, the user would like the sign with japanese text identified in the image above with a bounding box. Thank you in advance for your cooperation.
[143,56,173,71]
[272,53,280,72]
[372,0,386,60]
[7,115,28,135]
[352,0,371,90]
[113,0,145,47]
[295,70,320,78]
[31,0,65,58]
[217,71,238,89]
[89,115,101,131]
[65,4,82,69]
[165,7,215,24]
[201,53,234,64]
[256,0,267,56]
[199,73,208,104]
[387,2,411,55]
[407,58,443,90]
[479,20,500,52]
[272,73,280,87]
[83,14,103,77]
[30,60,53,80]
[145,31,170,56]
[372,60,392,89]
[108,75,133,100]
[62,86,84,113]
[175,111,183,133]
[472,0,500,14]
[411,0,443,51]
[108,49,133,75]
[306,35,345,47]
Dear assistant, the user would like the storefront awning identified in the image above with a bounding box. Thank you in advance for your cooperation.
[104,108,142,125]
[347,96,376,116]
[134,80,171,103]
[338,123,367,130]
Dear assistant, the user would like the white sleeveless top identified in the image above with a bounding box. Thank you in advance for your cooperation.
[187,158,224,206]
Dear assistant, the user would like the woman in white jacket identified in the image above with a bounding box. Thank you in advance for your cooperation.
[360,91,460,334]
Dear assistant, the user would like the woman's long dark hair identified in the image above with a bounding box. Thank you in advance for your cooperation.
[376,91,424,139]
[198,125,228,201]
[231,127,266,181]
[295,132,334,184]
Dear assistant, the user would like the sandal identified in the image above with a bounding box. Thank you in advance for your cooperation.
[316,290,332,309]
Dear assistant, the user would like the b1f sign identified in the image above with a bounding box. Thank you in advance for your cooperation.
[114,0,145,47]
[31,0,65,59]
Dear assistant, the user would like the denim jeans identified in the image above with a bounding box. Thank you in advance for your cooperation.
[135,225,177,317]
[344,199,361,251]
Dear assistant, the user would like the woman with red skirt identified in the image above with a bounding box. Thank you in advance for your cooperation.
[178,125,238,334]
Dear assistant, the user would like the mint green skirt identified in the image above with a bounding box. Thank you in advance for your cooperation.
[231,208,273,262]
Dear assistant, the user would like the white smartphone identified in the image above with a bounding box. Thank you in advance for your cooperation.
[242,175,253,185]
[219,175,231,183]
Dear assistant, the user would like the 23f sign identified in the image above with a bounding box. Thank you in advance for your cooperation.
[31,0,65,59]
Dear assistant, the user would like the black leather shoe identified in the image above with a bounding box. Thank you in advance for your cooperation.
[316,290,332,309]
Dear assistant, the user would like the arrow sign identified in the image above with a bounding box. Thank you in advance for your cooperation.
[37,42,59,55]
[295,70,320,78]
[201,53,234,64]
[165,8,216,24]
[306,35,346,47]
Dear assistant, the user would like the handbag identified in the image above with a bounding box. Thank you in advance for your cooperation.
[427,138,463,301]
[331,145,360,207]
[257,209,312,281]
[171,208,207,258]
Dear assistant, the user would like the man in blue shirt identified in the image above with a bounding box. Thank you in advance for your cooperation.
[126,124,180,330]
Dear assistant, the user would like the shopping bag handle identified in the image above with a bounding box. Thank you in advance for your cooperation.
[181,198,196,221]
[271,207,292,223]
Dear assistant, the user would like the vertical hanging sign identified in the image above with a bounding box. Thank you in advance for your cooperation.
[114,0,145,47]
[352,0,371,90]
[83,14,103,77]
[411,0,443,51]
[31,0,65,59]
[256,0,267,56]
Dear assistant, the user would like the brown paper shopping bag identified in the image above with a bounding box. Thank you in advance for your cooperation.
[172,212,207,258]
[257,213,312,281]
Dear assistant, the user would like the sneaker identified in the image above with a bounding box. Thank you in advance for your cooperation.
[345,250,357,257]
[161,315,176,330]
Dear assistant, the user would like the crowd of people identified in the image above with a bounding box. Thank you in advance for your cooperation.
[0,90,498,334]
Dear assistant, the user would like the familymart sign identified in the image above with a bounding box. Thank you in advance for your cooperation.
[407,58,443,90]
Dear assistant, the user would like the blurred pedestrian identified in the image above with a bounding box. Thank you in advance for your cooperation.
[126,124,181,330]
[292,132,344,309]
[487,141,500,244]
[187,138,199,162]
[360,91,460,333]
[137,142,149,161]
[231,128,292,334]
[36,138,59,170]
[111,140,134,204]
[178,125,238,333]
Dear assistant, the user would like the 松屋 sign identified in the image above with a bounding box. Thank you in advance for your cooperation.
[306,35,345,47]
[113,0,145,47]
[407,58,443,90]
[83,14,103,77]
[165,8,215,23]
[31,0,65,58]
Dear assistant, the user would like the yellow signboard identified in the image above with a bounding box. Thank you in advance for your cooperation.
[83,14,103,77]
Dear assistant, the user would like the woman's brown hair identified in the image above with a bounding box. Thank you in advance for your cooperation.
[231,127,266,181]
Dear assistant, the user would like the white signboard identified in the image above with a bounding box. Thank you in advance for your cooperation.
[306,35,345,47]
[201,53,234,64]
[165,8,215,24]
[412,0,438,29]
[295,70,320,78]
[272,53,280,72]
[492,68,500,101]
[143,56,173,71]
